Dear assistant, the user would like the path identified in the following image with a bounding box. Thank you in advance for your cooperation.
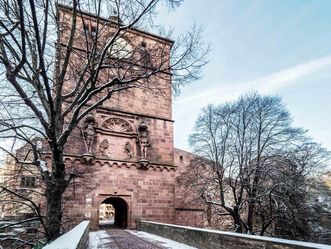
[88,228,197,249]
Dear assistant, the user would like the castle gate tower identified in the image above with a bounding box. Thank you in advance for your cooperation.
[56,5,176,229]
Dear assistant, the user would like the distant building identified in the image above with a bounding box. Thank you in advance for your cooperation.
[99,204,115,220]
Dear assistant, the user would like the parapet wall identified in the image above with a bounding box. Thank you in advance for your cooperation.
[43,221,90,249]
[138,220,331,249]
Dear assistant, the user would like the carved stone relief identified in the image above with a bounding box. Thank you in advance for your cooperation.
[80,116,97,164]
[124,141,134,159]
[137,121,150,160]
[99,139,109,156]
[101,118,134,133]
[81,115,96,154]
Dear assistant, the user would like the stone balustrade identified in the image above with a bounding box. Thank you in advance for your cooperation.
[138,220,331,249]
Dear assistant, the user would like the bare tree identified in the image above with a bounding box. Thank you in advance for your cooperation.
[188,93,329,236]
[0,0,209,244]
[268,143,331,241]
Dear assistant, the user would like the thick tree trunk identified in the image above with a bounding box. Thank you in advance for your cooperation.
[45,153,66,242]
[45,182,64,242]
[247,201,254,233]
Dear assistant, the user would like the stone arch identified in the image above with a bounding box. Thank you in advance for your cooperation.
[99,197,128,228]
[101,117,134,133]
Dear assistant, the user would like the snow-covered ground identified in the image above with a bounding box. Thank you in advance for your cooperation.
[127,230,198,249]
[99,218,114,226]
[88,229,197,249]
[88,230,112,249]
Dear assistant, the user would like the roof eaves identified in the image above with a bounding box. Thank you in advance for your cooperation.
[57,3,174,45]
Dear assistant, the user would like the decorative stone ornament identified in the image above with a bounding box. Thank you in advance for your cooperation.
[138,158,149,170]
[137,121,151,169]
[81,115,96,164]
[124,141,134,159]
[80,154,95,165]
[99,139,109,156]
[101,117,134,133]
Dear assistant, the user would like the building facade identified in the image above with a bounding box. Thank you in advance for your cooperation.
[0,5,208,233]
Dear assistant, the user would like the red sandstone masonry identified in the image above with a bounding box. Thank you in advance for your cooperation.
[62,161,176,229]
[173,148,210,227]
[56,6,178,230]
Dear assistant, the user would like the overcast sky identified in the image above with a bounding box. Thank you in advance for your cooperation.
[156,0,331,152]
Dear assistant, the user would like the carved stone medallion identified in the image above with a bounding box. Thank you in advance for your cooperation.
[124,141,134,159]
[101,118,134,133]
[99,139,109,156]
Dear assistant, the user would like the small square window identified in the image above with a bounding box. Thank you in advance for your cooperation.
[179,156,184,164]
[139,42,151,65]
[21,176,36,188]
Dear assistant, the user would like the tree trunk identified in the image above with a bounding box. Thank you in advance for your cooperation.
[45,154,66,242]
[232,206,243,233]
[45,183,64,242]
[247,201,254,233]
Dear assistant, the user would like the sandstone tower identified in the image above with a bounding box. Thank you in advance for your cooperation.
[0,4,207,232]
[56,4,177,230]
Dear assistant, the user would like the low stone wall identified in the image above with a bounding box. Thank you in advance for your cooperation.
[43,220,90,249]
[138,220,331,249]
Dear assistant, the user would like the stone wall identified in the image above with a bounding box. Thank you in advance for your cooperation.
[173,149,209,227]
[76,222,90,249]
[61,160,177,230]
[43,221,90,249]
[175,208,206,227]
[55,4,176,231]
[63,112,175,165]
[138,221,331,249]
[58,5,173,120]
[103,80,172,120]
[173,148,238,231]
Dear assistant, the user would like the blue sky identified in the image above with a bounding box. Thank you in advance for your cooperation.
[156,0,331,152]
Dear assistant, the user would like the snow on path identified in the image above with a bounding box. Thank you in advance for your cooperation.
[127,230,198,249]
[88,230,113,249]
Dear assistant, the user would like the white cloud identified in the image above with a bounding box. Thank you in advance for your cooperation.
[173,55,331,151]
[176,55,331,106]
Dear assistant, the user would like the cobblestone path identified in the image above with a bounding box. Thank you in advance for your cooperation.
[89,229,167,249]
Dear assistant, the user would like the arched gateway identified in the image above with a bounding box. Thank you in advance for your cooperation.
[99,197,128,228]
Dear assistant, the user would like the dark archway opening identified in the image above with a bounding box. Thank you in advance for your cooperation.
[99,197,128,229]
